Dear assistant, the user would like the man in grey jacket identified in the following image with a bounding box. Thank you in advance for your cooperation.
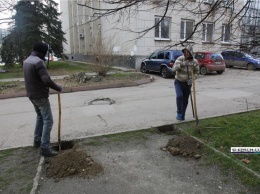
[23,42,62,157]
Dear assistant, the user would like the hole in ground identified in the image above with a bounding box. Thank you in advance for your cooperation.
[88,98,115,105]
[157,124,180,135]
[52,141,75,151]
[157,124,174,133]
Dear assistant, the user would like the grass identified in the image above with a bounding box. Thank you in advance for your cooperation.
[0,61,149,95]
[0,148,15,159]
[177,110,260,189]
[46,61,101,76]
[0,147,39,193]
[0,60,120,80]
[0,64,23,79]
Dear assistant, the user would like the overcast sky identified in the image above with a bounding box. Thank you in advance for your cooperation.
[0,0,60,29]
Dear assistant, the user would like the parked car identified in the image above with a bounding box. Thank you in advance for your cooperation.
[140,50,183,78]
[194,52,225,75]
[221,50,260,70]
[45,54,59,61]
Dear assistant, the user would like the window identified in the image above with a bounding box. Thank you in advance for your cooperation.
[210,53,223,61]
[235,52,244,58]
[150,52,158,59]
[180,20,194,40]
[221,24,231,42]
[202,23,214,42]
[165,52,170,59]
[155,16,171,39]
[158,52,164,59]
[195,53,206,59]
[222,0,235,12]
[222,51,234,57]
[223,0,233,8]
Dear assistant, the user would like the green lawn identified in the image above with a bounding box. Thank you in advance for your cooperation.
[0,60,119,80]
[177,110,260,189]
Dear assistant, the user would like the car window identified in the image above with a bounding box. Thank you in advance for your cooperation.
[165,52,170,60]
[231,52,236,56]
[222,51,234,57]
[210,53,223,61]
[150,52,158,59]
[194,53,206,59]
[221,52,227,57]
[235,52,244,58]
[158,52,164,59]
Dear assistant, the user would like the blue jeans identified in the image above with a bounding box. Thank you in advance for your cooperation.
[174,79,191,119]
[30,98,53,149]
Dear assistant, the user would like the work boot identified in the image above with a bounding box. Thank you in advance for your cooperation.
[33,141,41,148]
[40,147,58,157]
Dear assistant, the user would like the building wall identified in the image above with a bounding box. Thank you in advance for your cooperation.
[60,0,245,69]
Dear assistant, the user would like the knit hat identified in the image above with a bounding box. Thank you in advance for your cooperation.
[33,42,49,56]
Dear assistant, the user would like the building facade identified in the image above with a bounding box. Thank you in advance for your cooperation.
[60,0,250,69]
[240,0,260,54]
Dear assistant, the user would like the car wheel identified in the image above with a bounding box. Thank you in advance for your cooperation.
[247,63,255,70]
[216,70,223,74]
[161,67,170,78]
[140,63,147,73]
[200,66,207,75]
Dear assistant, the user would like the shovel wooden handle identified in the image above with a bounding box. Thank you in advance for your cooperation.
[191,70,200,134]
[58,92,61,150]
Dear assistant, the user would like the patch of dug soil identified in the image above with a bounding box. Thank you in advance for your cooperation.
[44,147,103,182]
[163,134,202,158]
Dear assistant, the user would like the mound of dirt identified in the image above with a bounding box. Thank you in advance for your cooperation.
[163,135,202,158]
[44,147,103,182]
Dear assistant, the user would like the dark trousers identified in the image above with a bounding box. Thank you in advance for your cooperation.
[174,79,191,119]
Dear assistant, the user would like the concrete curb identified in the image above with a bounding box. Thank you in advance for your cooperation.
[30,156,45,194]
[0,78,151,100]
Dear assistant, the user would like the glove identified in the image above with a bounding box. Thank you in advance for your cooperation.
[58,85,62,92]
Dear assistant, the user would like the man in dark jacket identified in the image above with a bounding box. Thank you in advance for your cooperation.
[23,42,62,157]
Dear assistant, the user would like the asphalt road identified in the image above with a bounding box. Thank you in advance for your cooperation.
[1,68,260,150]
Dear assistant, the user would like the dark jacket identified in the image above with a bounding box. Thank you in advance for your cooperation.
[23,51,62,99]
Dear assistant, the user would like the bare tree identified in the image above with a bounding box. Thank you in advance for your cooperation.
[0,0,15,27]
[91,34,127,76]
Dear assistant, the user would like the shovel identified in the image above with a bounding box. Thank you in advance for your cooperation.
[58,92,61,151]
[191,70,201,134]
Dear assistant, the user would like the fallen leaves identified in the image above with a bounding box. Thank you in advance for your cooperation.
[241,158,250,164]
